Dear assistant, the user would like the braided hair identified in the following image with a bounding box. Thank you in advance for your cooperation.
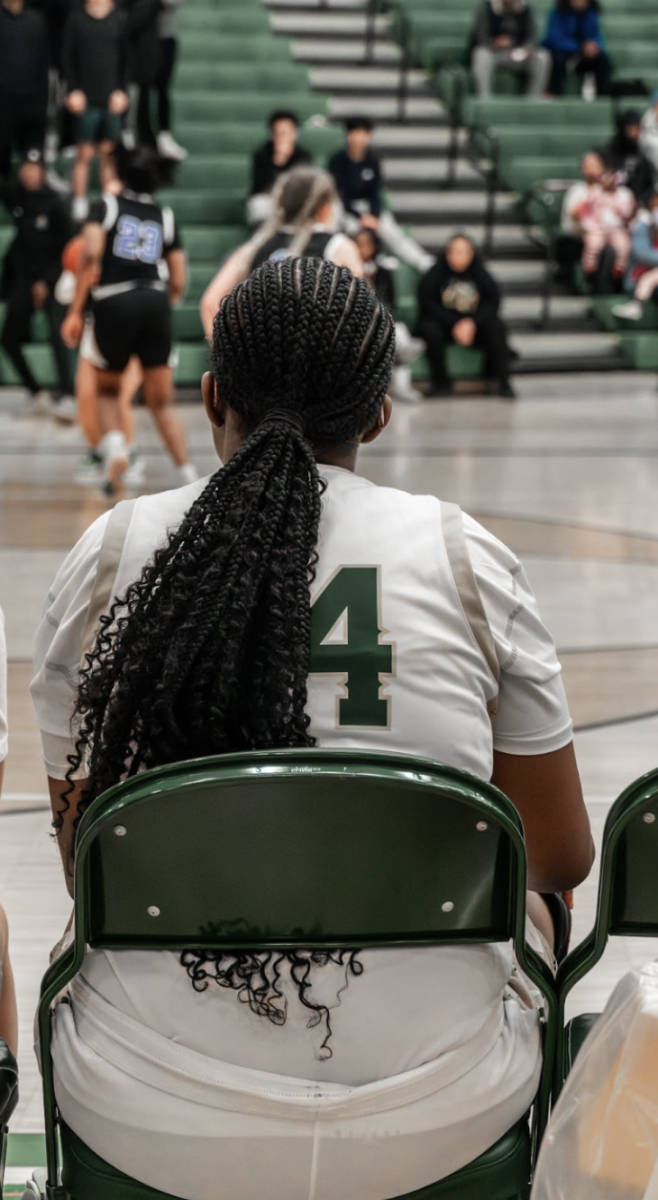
[66,256,395,1055]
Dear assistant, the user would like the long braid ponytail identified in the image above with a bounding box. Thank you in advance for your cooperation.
[66,256,395,1055]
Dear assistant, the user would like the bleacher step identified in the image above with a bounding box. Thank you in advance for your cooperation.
[328,95,446,120]
[511,331,622,365]
[293,38,401,63]
[271,12,387,35]
[310,65,431,93]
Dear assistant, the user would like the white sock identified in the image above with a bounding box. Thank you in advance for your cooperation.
[99,430,129,464]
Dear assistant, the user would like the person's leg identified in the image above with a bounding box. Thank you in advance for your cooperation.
[142,365,191,467]
[471,46,496,98]
[1,287,41,395]
[0,904,18,1057]
[97,139,117,192]
[136,85,157,148]
[475,313,513,389]
[609,228,631,276]
[0,105,13,180]
[71,142,95,204]
[581,227,605,275]
[157,37,177,132]
[548,50,568,96]
[592,243,616,293]
[17,104,47,159]
[527,47,551,97]
[635,267,658,302]
[588,50,612,96]
[417,318,450,392]
[378,211,434,274]
[44,294,75,399]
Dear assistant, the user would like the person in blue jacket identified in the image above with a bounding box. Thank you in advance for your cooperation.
[543,0,611,97]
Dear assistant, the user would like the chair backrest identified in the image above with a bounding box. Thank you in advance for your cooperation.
[71,749,529,955]
[592,768,658,940]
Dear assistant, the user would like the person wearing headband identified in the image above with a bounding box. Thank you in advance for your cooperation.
[31,257,592,1200]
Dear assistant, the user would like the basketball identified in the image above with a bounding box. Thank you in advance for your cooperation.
[62,235,84,276]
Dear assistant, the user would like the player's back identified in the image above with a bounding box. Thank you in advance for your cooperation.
[91,191,175,297]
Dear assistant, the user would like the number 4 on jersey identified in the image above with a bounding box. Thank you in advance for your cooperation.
[309,566,394,729]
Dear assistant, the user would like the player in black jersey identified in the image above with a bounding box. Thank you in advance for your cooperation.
[62,143,197,492]
[201,166,363,340]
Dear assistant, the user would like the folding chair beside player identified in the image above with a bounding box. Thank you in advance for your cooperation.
[554,766,658,1099]
[34,749,557,1200]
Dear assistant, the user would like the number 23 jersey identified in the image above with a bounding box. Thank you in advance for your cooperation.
[89,190,181,297]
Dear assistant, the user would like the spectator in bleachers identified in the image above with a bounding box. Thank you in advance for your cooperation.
[126,0,161,148]
[562,151,635,291]
[0,606,18,1064]
[0,150,76,419]
[0,0,50,181]
[62,0,129,222]
[613,192,658,320]
[639,92,658,187]
[416,233,515,399]
[328,118,434,274]
[542,0,611,98]
[469,0,551,99]
[354,226,426,404]
[606,109,654,203]
[247,112,313,226]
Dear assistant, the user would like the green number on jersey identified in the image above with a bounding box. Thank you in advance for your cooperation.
[309,566,393,728]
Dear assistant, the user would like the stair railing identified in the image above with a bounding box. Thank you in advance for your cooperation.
[363,0,412,122]
[523,182,571,328]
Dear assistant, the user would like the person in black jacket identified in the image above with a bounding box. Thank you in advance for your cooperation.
[0,151,76,418]
[470,0,551,97]
[0,0,49,180]
[606,110,654,203]
[247,112,313,225]
[417,234,516,398]
[63,0,129,221]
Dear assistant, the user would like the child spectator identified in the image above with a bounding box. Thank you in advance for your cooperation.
[469,0,551,99]
[606,110,654,203]
[562,151,636,290]
[0,0,49,180]
[543,0,611,97]
[248,112,313,226]
[0,151,76,419]
[614,193,658,320]
[62,0,129,222]
[328,118,434,273]
[416,234,515,399]
[639,93,658,188]
[354,226,425,404]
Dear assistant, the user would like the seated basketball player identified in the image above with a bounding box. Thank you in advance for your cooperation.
[31,258,593,1200]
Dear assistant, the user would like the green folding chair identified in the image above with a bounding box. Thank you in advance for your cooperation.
[554,767,658,1100]
[0,1036,19,1191]
[35,749,557,1200]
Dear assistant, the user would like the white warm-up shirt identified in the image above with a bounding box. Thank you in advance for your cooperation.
[31,469,572,1200]
[0,608,8,764]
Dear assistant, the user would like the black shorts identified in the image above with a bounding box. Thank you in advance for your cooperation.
[92,287,172,373]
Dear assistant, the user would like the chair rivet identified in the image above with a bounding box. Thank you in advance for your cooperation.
[643,812,656,824]
[476,821,488,832]
[147,906,161,917]
[114,825,127,837]
[441,901,454,913]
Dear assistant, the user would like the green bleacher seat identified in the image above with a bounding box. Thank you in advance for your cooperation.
[175,36,291,64]
[182,226,246,262]
[174,62,310,90]
[172,305,204,340]
[618,332,658,368]
[174,93,328,123]
[173,155,249,189]
[591,295,658,332]
[159,190,245,224]
[175,342,211,385]
[177,9,273,31]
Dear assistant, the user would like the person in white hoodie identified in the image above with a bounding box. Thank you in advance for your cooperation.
[639,92,658,186]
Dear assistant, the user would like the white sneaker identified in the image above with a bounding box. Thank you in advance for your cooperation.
[100,430,130,494]
[19,390,53,417]
[581,73,596,101]
[157,131,188,162]
[72,195,89,223]
[390,365,423,404]
[394,325,426,365]
[123,452,146,488]
[74,450,104,486]
[53,395,77,424]
[178,462,199,486]
[612,300,643,320]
